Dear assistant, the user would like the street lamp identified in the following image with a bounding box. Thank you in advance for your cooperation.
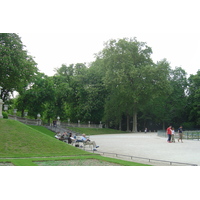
[24,111,28,117]
[0,86,2,97]
[13,109,17,115]
[78,120,80,127]
[37,113,41,125]
[4,105,8,111]
[57,116,60,126]
[0,86,3,118]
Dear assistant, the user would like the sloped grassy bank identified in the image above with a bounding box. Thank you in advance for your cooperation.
[0,119,90,158]
[0,119,150,166]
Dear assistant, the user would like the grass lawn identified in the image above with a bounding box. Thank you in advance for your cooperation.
[0,119,90,158]
[0,119,150,166]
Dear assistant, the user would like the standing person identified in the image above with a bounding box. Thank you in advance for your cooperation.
[171,127,175,143]
[178,126,183,143]
[144,128,147,134]
[166,125,172,143]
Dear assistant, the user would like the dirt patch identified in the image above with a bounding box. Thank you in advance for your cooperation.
[35,159,122,166]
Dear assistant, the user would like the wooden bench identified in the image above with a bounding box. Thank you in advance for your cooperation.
[73,136,93,150]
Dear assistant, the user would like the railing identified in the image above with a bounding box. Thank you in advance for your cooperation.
[157,130,200,140]
[8,115,41,125]
[45,125,82,136]
[59,122,103,128]
[88,150,198,166]
[185,131,200,140]
[7,115,102,129]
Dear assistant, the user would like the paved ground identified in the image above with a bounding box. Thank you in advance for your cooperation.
[88,132,200,166]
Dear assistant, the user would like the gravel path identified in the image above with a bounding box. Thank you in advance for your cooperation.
[89,133,200,166]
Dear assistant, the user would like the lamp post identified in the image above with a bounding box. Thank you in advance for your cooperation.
[24,111,28,117]
[78,120,80,127]
[24,112,28,124]
[68,118,70,125]
[0,86,3,118]
[99,121,102,128]
[13,109,17,120]
[57,116,60,126]
[37,113,41,125]
[13,109,17,115]
[88,121,90,128]
[4,105,8,111]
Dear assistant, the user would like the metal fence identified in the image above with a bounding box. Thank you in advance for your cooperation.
[157,130,200,140]
[86,150,198,166]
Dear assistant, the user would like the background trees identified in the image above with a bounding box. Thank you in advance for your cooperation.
[187,71,200,127]
[3,34,200,131]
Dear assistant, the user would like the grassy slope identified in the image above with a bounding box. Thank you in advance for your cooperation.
[28,125,56,138]
[0,119,150,166]
[0,119,90,158]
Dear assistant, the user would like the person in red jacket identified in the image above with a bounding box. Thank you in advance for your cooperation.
[166,126,172,143]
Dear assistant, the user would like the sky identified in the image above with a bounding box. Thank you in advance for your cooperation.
[1,0,200,77]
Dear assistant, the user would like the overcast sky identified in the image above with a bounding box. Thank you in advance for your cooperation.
[2,0,200,77]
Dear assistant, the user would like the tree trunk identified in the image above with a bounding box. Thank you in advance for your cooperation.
[162,121,165,131]
[126,114,130,132]
[119,119,122,131]
[132,111,137,132]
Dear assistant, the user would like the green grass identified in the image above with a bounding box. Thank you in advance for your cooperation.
[28,125,56,138]
[0,118,150,166]
[0,119,90,158]
[0,156,150,166]
[67,127,126,135]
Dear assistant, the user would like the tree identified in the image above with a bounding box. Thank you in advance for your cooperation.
[0,33,38,101]
[15,73,56,119]
[188,71,200,126]
[97,38,171,132]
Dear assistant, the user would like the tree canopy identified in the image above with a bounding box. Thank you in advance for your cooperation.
[4,34,200,131]
[0,33,38,101]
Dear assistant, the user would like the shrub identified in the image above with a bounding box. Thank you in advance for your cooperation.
[2,112,8,119]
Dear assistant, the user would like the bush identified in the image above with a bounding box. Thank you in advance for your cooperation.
[2,112,8,119]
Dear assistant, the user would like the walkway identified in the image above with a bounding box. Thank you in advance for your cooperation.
[88,133,200,166]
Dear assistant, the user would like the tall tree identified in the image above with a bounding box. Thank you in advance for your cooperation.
[0,33,38,101]
[97,38,171,132]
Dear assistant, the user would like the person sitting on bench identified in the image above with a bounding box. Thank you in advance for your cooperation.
[68,133,76,144]
[81,134,99,151]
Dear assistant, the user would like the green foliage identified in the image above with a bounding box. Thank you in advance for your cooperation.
[2,111,8,119]
[0,33,38,101]
[188,71,200,126]
[97,38,171,132]
[9,36,200,131]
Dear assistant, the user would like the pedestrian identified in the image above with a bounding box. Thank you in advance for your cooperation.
[178,126,183,143]
[144,128,147,133]
[171,127,175,143]
[166,125,172,143]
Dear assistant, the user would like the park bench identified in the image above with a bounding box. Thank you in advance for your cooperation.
[73,136,93,150]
